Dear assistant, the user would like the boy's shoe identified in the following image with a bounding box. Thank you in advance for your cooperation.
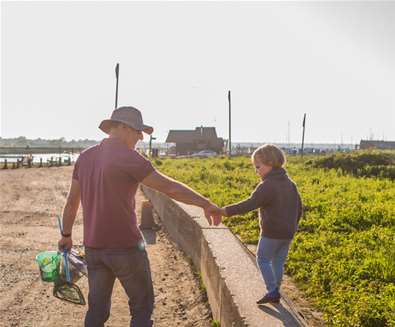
[256,288,281,304]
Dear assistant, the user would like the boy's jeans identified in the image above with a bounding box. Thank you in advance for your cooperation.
[84,247,154,327]
[256,237,292,293]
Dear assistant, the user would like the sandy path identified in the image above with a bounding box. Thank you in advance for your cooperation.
[0,167,212,327]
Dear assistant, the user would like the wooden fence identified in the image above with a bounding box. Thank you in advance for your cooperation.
[1,156,72,169]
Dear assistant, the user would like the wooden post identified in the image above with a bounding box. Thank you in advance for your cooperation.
[301,113,306,158]
[228,90,232,157]
[115,63,120,109]
[149,135,157,157]
[139,201,159,230]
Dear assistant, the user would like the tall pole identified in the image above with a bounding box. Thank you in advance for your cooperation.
[115,63,120,109]
[228,90,231,157]
[149,135,156,156]
[301,113,306,158]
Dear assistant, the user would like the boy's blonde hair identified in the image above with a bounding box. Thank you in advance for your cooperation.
[252,144,286,168]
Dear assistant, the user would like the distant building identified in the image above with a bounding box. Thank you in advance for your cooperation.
[166,126,224,155]
[360,140,395,150]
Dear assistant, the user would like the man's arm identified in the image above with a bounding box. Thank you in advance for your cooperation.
[142,170,222,225]
[58,179,81,251]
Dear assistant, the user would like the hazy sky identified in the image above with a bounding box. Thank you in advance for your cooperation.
[2,1,395,143]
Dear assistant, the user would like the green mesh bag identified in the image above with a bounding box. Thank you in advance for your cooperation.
[35,251,61,282]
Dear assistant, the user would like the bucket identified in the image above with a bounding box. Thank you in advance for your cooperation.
[35,251,60,282]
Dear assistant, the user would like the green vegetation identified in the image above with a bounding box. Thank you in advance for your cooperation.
[306,150,395,180]
[154,152,395,326]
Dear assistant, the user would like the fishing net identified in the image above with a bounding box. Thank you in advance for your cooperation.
[53,249,86,305]
[53,279,86,305]
[36,249,87,305]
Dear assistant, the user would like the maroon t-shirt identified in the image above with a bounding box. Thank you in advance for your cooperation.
[73,138,155,249]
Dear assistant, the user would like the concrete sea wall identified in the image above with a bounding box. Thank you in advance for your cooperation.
[141,185,303,327]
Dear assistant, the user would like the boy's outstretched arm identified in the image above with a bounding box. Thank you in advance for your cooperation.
[223,183,272,217]
[223,196,260,217]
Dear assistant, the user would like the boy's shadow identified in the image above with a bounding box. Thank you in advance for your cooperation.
[258,302,299,326]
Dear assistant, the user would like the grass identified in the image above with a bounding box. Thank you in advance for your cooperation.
[153,152,395,326]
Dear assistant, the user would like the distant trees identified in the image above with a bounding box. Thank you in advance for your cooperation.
[0,137,98,148]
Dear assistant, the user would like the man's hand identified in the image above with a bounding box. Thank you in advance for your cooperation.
[203,203,224,226]
[58,236,73,252]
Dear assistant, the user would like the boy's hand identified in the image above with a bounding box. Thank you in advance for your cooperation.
[220,207,227,216]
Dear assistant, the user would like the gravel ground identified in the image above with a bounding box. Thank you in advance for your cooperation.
[0,167,212,327]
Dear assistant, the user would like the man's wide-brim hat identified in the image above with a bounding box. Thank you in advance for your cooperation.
[99,106,153,135]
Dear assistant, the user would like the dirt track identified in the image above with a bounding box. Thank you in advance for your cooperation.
[0,167,212,327]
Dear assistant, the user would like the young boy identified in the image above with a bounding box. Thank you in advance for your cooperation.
[221,144,303,304]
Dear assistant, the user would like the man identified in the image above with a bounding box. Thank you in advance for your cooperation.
[58,106,222,327]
